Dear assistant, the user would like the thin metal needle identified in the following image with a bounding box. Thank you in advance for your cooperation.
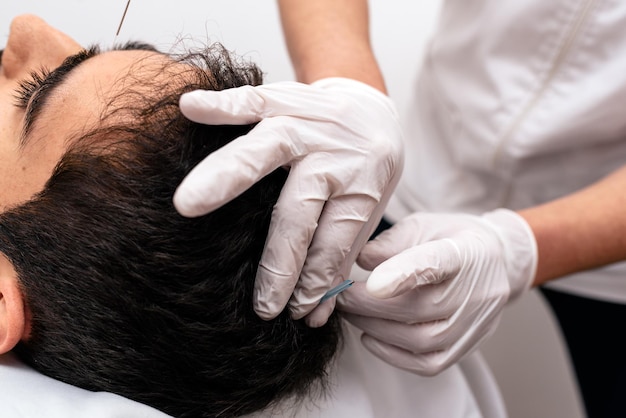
[320,280,355,303]
[115,0,132,37]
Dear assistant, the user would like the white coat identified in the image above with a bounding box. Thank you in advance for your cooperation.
[387,0,626,304]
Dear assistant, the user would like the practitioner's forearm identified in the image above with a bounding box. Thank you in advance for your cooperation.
[519,165,626,286]
[277,0,386,92]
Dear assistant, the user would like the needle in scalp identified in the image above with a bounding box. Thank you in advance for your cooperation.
[115,0,132,37]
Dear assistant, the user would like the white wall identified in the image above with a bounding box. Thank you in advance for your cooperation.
[1,2,584,417]
[482,290,585,418]
[1,0,432,108]
[1,1,293,81]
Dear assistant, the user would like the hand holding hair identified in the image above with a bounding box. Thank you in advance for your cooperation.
[175,77,404,324]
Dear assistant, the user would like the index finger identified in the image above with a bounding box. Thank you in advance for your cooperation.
[337,280,457,323]
[365,239,462,298]
[173,118,300,217]
[179,82,339,125]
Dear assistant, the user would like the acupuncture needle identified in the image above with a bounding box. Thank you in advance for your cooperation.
[114,0,132,42]
[320,279,355,303]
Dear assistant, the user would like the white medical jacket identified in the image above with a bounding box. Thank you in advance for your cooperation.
[388,0,626,304]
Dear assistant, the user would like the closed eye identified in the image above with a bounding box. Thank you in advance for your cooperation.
[11,41,162,147]
[13,67,51,108]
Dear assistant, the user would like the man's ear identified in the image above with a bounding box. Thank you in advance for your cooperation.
[0,254,27,353]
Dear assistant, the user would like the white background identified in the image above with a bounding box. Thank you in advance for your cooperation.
[1,2,584,417]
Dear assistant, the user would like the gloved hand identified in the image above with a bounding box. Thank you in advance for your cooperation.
[175,77,404,324]
[337,209,538,376]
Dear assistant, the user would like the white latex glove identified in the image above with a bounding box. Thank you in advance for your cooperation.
[174,78,404,324]
[337,209,537,376]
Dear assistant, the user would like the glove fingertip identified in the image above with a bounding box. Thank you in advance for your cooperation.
[365,267,410,299]
[179,90,217,120]
[355,252,376,271]
[180,90,254,124]
[172,184,213,218]
[365,279,394,299]
[360,333,388,359]
[253,288,285,320]
[303,302,333,328]
[253,267,296,320]
[253,305,280,321]
[181,87,265,124]
[357,242,386,271]
[304,316,327,328]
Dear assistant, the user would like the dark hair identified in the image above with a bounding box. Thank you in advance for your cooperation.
[0,44,341,417]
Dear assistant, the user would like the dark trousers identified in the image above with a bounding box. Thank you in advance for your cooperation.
[540,287,626,418]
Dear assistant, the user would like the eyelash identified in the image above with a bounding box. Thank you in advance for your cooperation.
[13,68,51,108]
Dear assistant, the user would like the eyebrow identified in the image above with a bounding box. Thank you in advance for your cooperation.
[19,41,161,147]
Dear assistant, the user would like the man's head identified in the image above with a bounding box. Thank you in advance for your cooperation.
[0,15,341,418]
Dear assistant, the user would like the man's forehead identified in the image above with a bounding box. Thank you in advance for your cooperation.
[25,49,175,150]
[64,49,174,100]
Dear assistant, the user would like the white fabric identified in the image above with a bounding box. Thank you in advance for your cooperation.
[389,0,626,303]
[0,353,171,418]
[248,318,500,418]
[1,323,501,418]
